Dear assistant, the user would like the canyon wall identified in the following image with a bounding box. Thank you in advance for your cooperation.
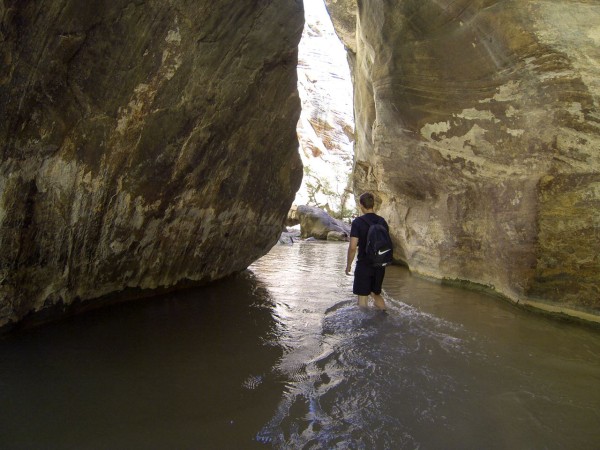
[329,0,600,319]
[0,0,304,329]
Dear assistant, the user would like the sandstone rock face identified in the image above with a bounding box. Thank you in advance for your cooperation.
[334,1,600,317]
[324,0,357,56]
[0,0,304,328]
[297,205,350,240]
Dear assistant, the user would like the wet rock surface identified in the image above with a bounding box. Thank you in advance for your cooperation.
[327,0,600,317]
[0,0,304,328]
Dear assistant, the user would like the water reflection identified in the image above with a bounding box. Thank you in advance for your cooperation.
[0,273,284,449]
[0,242,599,449]
[252,242,600,449]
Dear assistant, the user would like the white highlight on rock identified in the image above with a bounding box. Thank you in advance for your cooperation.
[456,108,496,121]
[166,28,182,45]
[511,191,523,206]
[505,105,518,118]
[507,128,524,137]
[567,102,585,121]
[588,25,600,44]
[420,121,451,140]
[493,81,521,102]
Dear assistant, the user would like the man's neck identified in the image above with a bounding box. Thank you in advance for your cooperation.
[362,209,374,214]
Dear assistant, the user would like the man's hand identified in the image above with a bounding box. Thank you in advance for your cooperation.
[346,237,358,276]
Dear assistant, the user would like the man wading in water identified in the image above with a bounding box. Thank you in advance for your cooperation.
[345,192,389,311]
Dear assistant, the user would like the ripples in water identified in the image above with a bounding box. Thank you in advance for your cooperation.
[251,242,600,449]
[257,297,469,448]
[0,241,599,449]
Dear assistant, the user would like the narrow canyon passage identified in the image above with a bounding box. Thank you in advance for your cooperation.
[295,0,355,214]
[1,1,599,448]
[1,242,598,448]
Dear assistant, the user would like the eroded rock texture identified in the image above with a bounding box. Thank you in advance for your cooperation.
[0,0,304,328]
[332,1,600,317]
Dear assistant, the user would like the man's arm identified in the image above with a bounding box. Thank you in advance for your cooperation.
[345,237,358,275]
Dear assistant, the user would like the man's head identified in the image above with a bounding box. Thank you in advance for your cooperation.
[359,192,375,210]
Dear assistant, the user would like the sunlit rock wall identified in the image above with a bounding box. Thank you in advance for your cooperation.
[0,0,304,328]
[330,0,600,317]
[295,0,355,215]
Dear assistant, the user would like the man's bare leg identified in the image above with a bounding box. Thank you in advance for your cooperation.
[358,295,369,308]
[371,293,387,311]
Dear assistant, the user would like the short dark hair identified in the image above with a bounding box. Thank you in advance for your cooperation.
[359,192,375,209]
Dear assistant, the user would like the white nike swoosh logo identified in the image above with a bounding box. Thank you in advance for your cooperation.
[377,249,391,255]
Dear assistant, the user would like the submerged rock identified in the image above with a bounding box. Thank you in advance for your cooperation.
[326,0,600,318]
[327,230,349,242]
[0,0,304,329]
[278,229,301,245]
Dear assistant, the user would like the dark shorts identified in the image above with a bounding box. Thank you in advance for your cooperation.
[353,260,385,296]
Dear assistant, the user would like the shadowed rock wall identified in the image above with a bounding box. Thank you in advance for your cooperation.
[328,0,600,318]
[0,0,304,328]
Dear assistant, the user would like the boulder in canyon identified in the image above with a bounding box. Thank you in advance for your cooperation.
[0,0,304,329]
[297,205,350,240]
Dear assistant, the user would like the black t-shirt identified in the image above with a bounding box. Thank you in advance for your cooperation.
[350,213,389,261]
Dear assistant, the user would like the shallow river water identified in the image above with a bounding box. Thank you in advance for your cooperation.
[1,242,599,449]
